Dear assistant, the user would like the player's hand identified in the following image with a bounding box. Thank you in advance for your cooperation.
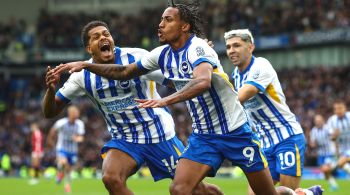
[54,61,86,74]
[135,98,167,108]
[204,38,214,48]
[45,66,60,91]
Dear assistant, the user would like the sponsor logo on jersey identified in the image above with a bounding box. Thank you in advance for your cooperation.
[252,69,260,79]
[196,46,205,57]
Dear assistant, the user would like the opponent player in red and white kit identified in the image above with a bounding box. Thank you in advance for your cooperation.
[29,122,44,185]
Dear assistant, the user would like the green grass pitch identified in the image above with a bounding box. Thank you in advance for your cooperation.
[0,178,348,195]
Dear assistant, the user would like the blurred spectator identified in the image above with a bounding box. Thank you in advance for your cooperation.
[0,1,348,51]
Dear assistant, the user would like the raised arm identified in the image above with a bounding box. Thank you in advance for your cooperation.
[136,62,213,108]
[54,61,148,80]
[42,66,66,118]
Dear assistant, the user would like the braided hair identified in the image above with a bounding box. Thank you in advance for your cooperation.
[169,1,204,37]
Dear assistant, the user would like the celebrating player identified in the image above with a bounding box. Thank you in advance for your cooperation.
[51,2,326,195]
[43,20,222,195]
[328,100,350,181]
[224,28,324,195]
[310,114,338,191]
[47,105,85,193]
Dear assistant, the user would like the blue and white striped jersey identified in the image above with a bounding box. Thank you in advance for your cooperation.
[232,56,303,148]
[327,112,350,154]
[53,117,85,154]
[137,35,247,134]
[56,47,175,144]
[310,124,336,156]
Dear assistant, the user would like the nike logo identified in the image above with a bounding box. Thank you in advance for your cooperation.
[281,166,292,170]
[246,161,257,167]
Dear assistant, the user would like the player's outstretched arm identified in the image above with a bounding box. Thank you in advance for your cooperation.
[136,62,213,108]
[54,61,148,80]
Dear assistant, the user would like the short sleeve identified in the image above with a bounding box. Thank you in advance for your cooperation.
[326,117,335,134]
[129,48,149,61]
[53,119,64,131]
[137,46,164,72]
[245,58,275,93]
[56,72,86,103]
[309,128,316,143]
[324,124,333,135]
[187,39,219,68]
[77,120,85,135]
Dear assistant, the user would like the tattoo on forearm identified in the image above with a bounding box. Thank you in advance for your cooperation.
[86,63,143,80]
[87,64,126,80]
[167,79,208,105]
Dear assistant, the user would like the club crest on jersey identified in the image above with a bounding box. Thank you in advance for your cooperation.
[118,80,131,89]
[179,61,191,75]
[252,69,260,79]
[196,46,205,57]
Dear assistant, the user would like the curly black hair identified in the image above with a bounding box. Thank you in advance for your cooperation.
[81,20,109,48]
[170,2,204,37]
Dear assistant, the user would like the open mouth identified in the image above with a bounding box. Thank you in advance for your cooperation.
[99,41,112,57]
[100,42,111,52]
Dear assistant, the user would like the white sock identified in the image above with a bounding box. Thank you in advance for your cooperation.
[327,176,338,187]
[64,171,71,185]
[343,163,350,175]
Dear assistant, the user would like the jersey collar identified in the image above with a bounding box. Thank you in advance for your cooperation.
[239,55,255,76]
[171,35,195,53]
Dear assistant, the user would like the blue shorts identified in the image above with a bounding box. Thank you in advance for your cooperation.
[101,136,185,181]
[264,134,306,181]
[180,123,268,177]
[57,150,78,165]
[317,155,337,166]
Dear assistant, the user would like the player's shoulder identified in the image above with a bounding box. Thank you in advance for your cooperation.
[188,36,219,61]
[55,117,68,126]
[345,112,350,118]
[253,57,273,68]
[250,57,276,75]
[152,44,170,53]
[310,126,317,132]
[76,119,84,125]
[188,36,212,50]
[327,114,337,122]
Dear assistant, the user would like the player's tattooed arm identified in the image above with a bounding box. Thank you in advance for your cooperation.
[54,61,148,80]
[136,62,212,108]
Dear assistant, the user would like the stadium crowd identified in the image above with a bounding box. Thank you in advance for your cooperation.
[0,65,349,176]
[0,0,349,51]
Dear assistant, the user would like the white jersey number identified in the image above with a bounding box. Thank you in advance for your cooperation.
[162,155,177,173]
[278,151,296,167]
[243,147,255,163]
